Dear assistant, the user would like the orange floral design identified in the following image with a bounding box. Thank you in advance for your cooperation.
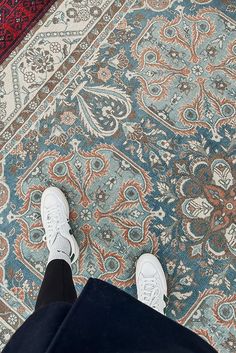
[97,66,112,82]
[60,111,77,125]
[11,287,25,301]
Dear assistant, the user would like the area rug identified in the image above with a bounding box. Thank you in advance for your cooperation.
[0,0,59,65]
[0,0,235,352]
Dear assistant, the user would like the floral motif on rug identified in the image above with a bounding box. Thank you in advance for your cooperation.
[0,0,236,352]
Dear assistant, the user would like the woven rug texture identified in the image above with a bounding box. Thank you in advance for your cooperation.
[0,0,236,352]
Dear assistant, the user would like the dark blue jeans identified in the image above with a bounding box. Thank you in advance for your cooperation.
[35,259,77,311]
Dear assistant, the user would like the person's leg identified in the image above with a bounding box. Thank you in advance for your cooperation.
[35,259,77,311]
[35,186,80,311]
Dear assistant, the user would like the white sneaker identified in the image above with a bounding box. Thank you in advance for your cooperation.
[41,186,79,265]
[136,253,167,315]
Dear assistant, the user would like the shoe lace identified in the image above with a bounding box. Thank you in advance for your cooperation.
[42,205,69,245]
[142,278,165,311]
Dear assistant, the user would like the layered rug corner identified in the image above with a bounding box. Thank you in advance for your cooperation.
[0,0,236,352]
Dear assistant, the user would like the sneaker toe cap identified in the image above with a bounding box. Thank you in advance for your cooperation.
[140,262,156,277]
[43,194,58,207]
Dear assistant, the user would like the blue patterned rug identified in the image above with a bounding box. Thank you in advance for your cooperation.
[0,0,235,351]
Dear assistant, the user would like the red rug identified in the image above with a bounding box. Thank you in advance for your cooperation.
[0,0,57,65]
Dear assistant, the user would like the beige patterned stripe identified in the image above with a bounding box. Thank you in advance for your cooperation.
[0,299,25,330]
